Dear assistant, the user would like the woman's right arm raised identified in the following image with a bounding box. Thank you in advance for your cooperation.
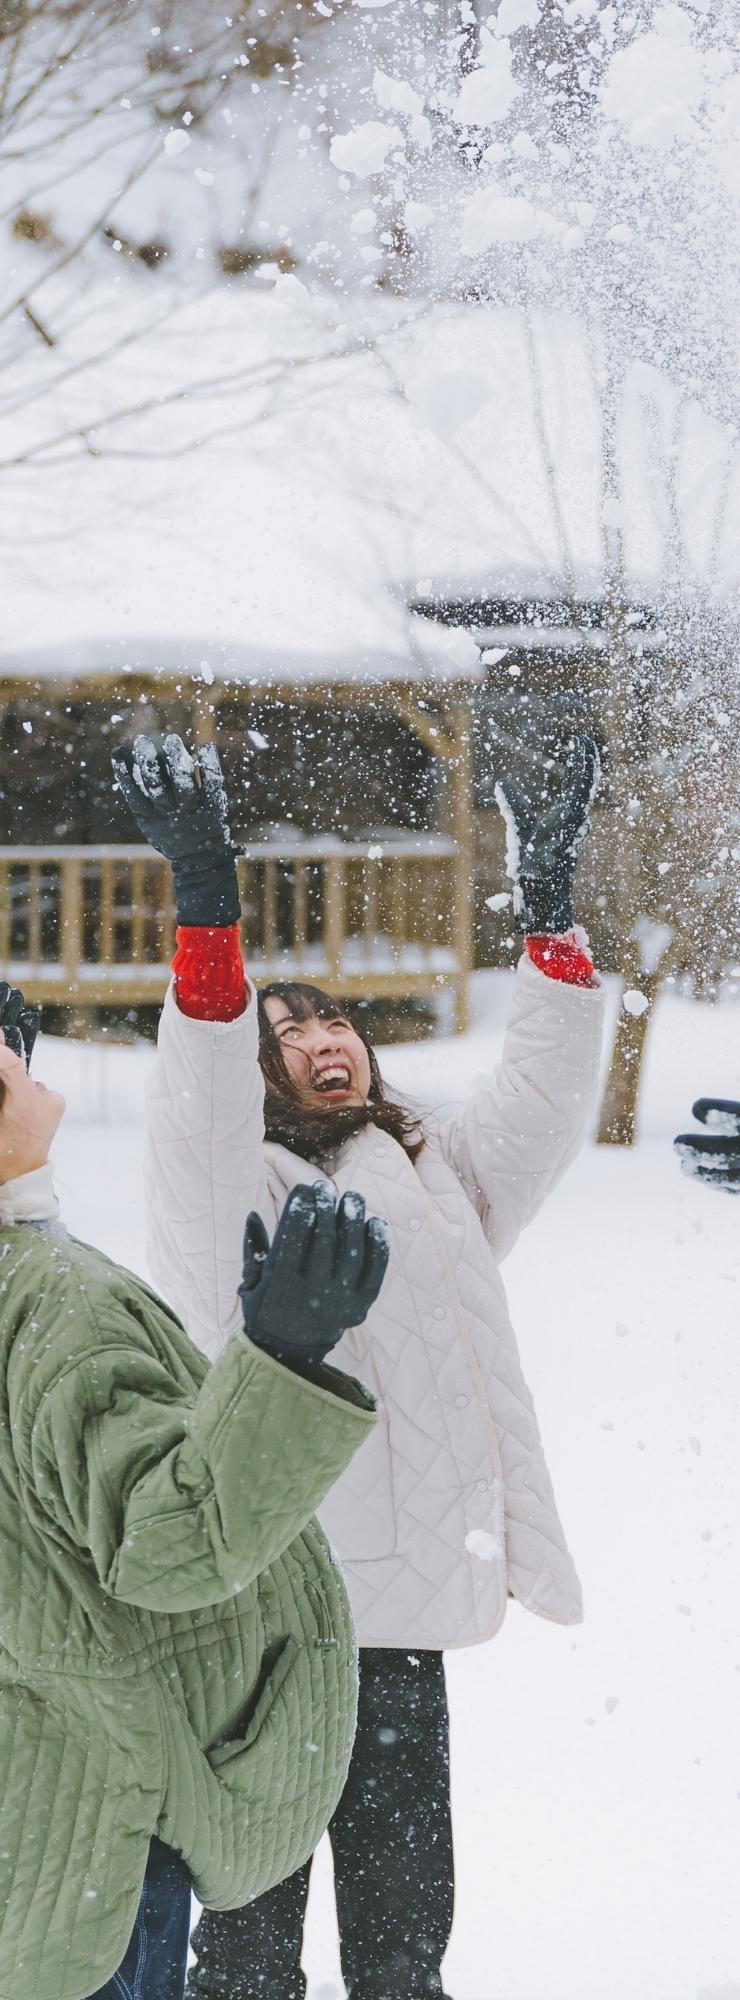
[112,733,271,1358]
[16,1197,382,1612]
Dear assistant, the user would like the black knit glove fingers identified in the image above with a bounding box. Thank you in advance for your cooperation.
[494,733,601,935]
[240,1182,390,1367]
[111,733,240,927]
[0,982,40,1069]
[674,1098,740,1191]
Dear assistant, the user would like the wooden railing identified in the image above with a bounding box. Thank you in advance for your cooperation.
[0,838,465,1014]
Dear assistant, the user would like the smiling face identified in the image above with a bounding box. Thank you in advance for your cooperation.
[0,1036,65,1182]
[262,994,372,1112]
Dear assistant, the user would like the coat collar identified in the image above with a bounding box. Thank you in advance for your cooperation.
[0,1162,60,1228]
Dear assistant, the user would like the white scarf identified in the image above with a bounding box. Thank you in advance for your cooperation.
[0,1162,60,1228]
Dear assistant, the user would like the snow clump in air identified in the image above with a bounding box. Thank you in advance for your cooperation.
[462,189,562,254]
[404,201,435,233]
[329,120,403,178]
[373,70,431,150]
[494,0,540,33]
[350,207,377,236]
[373,69,423,120]
[163,128,191,158]
[623,990,650,1018]
[600,7,708,151]
[455,32,519,129]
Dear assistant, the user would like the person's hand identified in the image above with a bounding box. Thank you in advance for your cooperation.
[239,1182,390,1368]
[0,983,40,1069]
[494,734,601,935]
[111,732,240,927]
[674,1099,740,1192]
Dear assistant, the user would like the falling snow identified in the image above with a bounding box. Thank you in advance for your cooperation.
[0,3,739,1994]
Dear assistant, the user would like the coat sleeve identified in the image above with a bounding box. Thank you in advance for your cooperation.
[436,954,606,1263]
[144,980,272,1359]
[24,1296,376,1613]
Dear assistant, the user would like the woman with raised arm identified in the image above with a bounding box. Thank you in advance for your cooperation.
[0,985,386,2000]
[113,730,606,2000]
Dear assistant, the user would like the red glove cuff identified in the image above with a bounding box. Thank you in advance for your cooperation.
[171,923,594,1018]
[172,922,247,1021]
[525,932,596,988]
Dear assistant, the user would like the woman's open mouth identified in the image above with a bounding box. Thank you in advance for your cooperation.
[311,1065,352,1096]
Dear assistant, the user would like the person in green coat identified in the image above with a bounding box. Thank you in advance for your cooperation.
[0,984,387,2000]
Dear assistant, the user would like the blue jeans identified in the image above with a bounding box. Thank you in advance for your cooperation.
[89,1836,192,2000]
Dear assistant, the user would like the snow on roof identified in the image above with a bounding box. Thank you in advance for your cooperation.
[0,618,482,690]
[1,290,738,691]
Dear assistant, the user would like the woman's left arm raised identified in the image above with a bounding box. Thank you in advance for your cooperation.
[438,736,606,1261]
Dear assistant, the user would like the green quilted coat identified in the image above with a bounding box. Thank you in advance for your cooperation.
[0,1221,376,2000]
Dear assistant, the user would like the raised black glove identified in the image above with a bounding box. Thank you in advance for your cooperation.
[0,982,40,1069]
[674,1099,740,1192]
[239,1181,390,1368]
[494,733,601,935]
[111,732,240,927]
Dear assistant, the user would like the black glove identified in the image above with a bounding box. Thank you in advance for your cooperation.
[239,1181,390,1369]
[674,1099,740,1192]
[494,733,601,935]
[111,732,240,927]
[0,982,40,1069]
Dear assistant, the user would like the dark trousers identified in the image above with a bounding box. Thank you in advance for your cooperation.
[187,1648,454,2000]
[89,1836,192,2000]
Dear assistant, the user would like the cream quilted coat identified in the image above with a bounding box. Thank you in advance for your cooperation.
[146,955,605,1650]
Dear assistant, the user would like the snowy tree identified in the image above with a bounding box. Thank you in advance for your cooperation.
[318,0,740,1138]
[0,0,340,473]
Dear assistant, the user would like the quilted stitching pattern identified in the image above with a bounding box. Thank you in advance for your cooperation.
[0,1230,372,2000]
[144,989,268,1356]
[147,960,606,1651]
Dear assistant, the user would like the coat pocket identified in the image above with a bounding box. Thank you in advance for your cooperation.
[317,1408,397,1560]
[202,1631,348,1908]
[208,1634,301,1773]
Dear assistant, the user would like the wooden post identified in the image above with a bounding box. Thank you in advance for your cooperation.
[447,701,474,1035]
[263,860,278,967]
[324,856,344,988]
[99,858,114,966]
[363,858,379,962]
[389,858,406,955]
[0,861,9,970]
[130,858,146,967]
[293,862,308,969]
[26,862,42,968]
[60,855,83,1003]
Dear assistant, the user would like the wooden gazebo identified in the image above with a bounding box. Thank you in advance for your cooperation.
[0,627,480,1033]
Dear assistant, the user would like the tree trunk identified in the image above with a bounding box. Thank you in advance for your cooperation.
[597,969,662,1146]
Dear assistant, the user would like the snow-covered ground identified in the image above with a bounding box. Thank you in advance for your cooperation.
[44,973,740,2000]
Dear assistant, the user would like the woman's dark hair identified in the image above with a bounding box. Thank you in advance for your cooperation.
[256,981,425,1168]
